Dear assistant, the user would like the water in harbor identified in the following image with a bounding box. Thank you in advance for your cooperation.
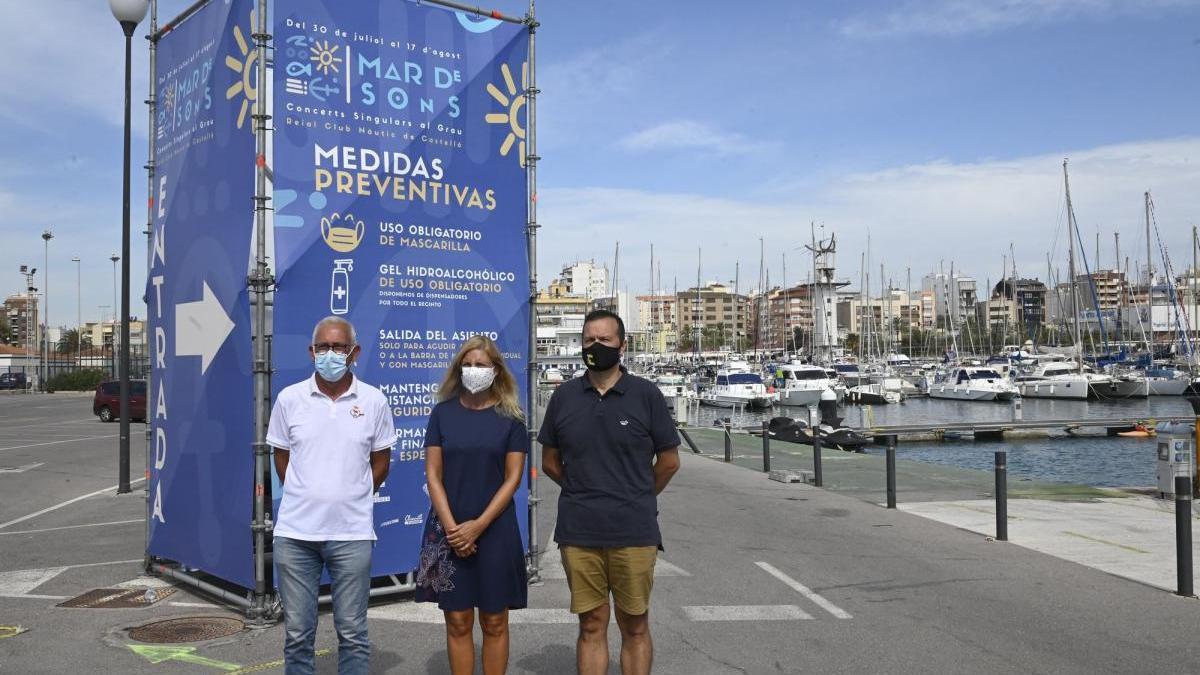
[685,396,1196,488]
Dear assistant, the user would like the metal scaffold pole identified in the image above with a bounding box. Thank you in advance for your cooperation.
[249,0,275,622]
[143,0,159,576]
[524,0,542,584]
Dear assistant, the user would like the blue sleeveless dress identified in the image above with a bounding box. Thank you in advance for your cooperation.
[414,398,528,613]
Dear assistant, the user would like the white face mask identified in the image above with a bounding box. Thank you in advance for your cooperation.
[461,366,497,394]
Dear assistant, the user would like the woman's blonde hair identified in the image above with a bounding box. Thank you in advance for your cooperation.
[437,335,525,421]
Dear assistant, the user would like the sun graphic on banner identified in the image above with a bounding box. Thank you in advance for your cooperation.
[310,40,342,76]
[224,9,258,130]
[484,62,528,168]
[162,83,176,113]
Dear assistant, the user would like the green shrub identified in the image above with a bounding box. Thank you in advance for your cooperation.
[46,369,108,392]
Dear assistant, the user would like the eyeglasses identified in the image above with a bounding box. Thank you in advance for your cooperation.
[312,342,354,356]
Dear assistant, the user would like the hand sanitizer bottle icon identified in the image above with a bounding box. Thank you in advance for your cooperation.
[331,259,354,315]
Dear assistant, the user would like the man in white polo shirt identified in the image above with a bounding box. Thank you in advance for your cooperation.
[267,316,396,675]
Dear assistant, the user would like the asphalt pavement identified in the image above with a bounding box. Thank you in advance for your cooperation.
[2,394,1200,673]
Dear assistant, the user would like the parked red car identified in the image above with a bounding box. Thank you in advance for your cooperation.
[93,380,148,422]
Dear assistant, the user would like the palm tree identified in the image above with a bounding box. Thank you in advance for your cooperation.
[56,328,92,354]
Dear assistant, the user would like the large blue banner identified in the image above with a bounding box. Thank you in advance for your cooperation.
[146,0,257,589]
[272,1,531,577]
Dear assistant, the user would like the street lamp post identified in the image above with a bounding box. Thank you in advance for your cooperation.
[19,266,36,383]
[41,229,52,390]
[72,256,81,369]
[111,254,119,380]
[110,0,148,495]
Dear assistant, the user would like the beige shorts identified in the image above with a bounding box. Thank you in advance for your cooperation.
[560,545,657,615]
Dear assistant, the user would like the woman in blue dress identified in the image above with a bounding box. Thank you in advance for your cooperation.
[416,335,528,675]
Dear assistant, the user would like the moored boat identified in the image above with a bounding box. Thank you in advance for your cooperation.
[928,366,1018,402]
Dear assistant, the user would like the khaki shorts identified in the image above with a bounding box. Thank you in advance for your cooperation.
[560,545,657,615]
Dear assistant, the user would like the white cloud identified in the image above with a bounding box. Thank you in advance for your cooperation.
[539,136,1200,296]
[617,120,777,157]
[837,0,1197,38]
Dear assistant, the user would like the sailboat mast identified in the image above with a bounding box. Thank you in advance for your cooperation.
[906,267,912,358]
[783,253,794,356]
[1145,192,1153,355]
[733,261,740,352]
[1064,159,1083,373]
[649,243,655,355]
[695,248,702,361]
[757,238,765,359]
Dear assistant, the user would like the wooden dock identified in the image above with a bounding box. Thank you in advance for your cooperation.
[727,415,1196,443]
[855,416,1195,442]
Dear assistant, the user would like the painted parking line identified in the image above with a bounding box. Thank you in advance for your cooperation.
[0,519,142,536]
[0,434,118,452]
[0,462,44,474]
[681,605,813,621]
[0,478,146,530]
[0,559,144,599]
[0,418,100,430]
[755,562,852,619]
[0,566,68,597]
[368,603,577,624]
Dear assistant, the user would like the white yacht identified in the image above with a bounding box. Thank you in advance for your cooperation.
[846,383,901,405]
[832,362,870,388]
[928,366,1019,402]
[1015,362,1099,400]
[1147,368,1189,396]
[772,363,840,407]
[654,373,696,403]
[699,368,775,410]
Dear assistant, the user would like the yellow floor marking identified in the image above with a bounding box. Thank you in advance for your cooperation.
[1061,531,1150,554]
[228,648,333,674]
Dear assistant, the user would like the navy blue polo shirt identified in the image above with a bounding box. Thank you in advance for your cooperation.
[537,368,680,548]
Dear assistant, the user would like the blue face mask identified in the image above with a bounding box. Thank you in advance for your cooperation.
[315,350,349,382]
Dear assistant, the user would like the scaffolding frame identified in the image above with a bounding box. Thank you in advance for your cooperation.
[143,0,541,621]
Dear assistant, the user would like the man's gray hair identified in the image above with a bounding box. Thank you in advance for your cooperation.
[312,316,357,345]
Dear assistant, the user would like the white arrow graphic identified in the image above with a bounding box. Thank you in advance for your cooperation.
[175,281,234,375]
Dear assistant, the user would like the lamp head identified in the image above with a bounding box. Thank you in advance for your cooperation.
[41,230,52,241]
[72,256,81,263]
[109,0,149,26]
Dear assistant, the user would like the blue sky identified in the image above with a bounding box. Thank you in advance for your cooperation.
[2,0,1199,328]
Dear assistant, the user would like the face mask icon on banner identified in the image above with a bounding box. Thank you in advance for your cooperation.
[321,213,365,253]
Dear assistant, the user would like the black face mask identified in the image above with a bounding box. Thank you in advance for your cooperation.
[582,342,622,371]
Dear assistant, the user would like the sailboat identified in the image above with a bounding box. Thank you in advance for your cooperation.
[1019,160,1118,400]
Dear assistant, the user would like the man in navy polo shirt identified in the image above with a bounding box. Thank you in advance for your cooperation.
[539,309,681,675]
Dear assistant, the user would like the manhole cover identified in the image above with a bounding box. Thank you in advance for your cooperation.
[128,617,244,644]
[58,587,177,609]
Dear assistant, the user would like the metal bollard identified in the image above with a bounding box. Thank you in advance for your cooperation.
[812,434,823,487]
[723,423,732,463]
[885,434,897,509]
[1176,475,1193,597]
[995,450,1008,541]
[761,420,771,473]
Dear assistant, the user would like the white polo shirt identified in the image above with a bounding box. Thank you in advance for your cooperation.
[267,374,397,541]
